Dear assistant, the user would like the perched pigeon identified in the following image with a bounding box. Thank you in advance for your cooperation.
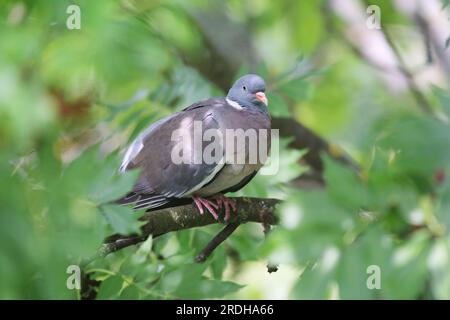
[118,74,271,220]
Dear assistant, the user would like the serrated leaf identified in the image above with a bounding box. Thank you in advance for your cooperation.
[91,169,141,203]
[101,204,142,235]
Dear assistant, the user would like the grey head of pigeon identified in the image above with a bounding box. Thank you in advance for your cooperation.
[226,74,268,114]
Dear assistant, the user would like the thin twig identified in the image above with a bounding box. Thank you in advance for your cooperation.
[379,27,435,115]
[195,222,240,263]
[324,0,436,116]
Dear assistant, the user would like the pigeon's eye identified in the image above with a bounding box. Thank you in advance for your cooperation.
[242,86,247,91]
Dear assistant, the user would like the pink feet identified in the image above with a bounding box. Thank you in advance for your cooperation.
[215,194,237,222]
[193,195,219,220]
[192,194,237,221]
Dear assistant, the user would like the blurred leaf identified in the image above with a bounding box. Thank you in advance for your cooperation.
[119,285,140,300]
[237,138,307,198]
[162,262,243,298]
[91,168,141,204]
[383,231,431,299]
[432,85,450,119]
[267,93,291,117]
[101,204,142,235]
[210,246,227,280]
[323,156,368,210]
[177,279,243,299]
[97,275,123,300]
[336,228,390,300]
[291,248,340,299]
[279,78,312,102]
[428,237,450,299]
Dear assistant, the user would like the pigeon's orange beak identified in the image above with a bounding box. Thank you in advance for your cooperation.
[255,92,268,105]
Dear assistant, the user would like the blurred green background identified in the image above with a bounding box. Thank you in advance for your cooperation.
[1,0,450,299]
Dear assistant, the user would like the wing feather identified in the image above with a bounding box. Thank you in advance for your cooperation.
[118,98,227,210]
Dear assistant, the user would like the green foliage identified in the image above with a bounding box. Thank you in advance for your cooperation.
[101,205,143,236]
[1,0,450,300]
[260,104,450,299]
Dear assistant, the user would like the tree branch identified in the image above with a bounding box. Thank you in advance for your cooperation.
[195,222,240,263]
[86,197,280,265]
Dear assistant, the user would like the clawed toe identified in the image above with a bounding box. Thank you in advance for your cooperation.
[193,195,237,222]
[193,196,219,220]
[215,195,237,221]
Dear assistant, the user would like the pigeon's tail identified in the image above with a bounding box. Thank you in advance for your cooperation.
[115,192,169,210]
[115,192,141,205]
[115,192,192,211]
[133,194,170,210]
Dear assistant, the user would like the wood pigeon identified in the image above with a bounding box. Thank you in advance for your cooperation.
[118,74,271,221]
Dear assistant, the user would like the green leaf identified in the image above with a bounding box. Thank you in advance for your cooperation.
[176,229,195,252]
[267,93,291,117]
[383,230,431,299]
[428,237,450,299]
[380,115,450,177]
[432,85,450,119]
[119,285,140,300]
[101,204,142,235]
[210,246,227,280]
[199,279,244,298]
[176,278,243,299]
[91,169,141,203]
[291,248,340,299]
[236,138,307,198]
[96,275,123,300]
[323,156,368,210]
[260,190,353,265]
[133,235,153,264]
[158,263,207,295]
[279,78,312,102]
[336,227,391,299]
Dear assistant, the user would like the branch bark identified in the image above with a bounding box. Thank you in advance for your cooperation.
[195,222,240,263]
[87,197,280,264]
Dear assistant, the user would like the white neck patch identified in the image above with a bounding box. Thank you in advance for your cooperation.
[226,98,244,110]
